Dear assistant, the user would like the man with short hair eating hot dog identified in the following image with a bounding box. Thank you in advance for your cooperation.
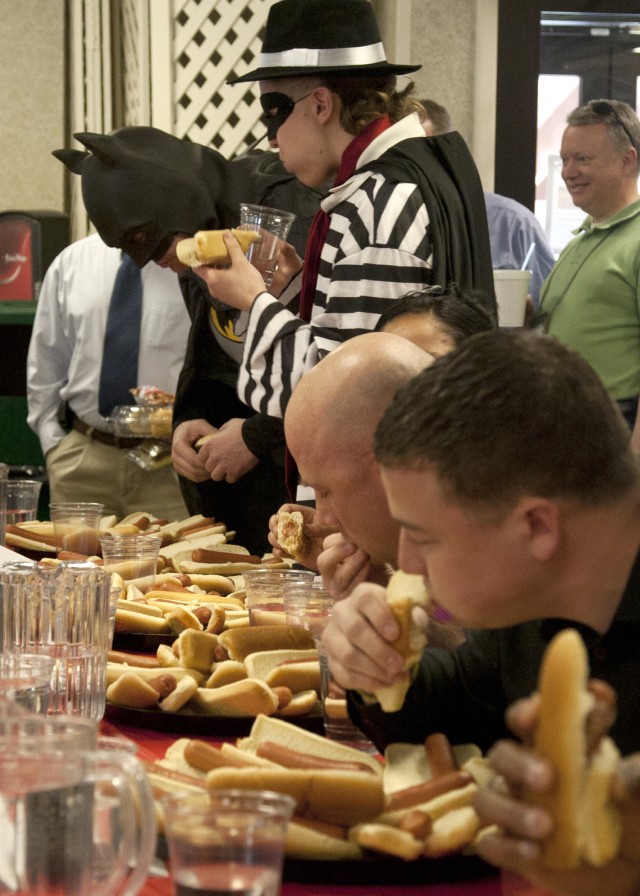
[321,329,640,896]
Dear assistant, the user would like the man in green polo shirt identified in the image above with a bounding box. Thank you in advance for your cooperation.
[540,99,640,448]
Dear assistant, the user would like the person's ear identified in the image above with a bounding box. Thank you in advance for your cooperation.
[513,497,561,562]
[621,145,638,176]
[311,86,336,125]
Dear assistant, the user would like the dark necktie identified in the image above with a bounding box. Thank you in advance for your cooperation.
[98,253,142,417]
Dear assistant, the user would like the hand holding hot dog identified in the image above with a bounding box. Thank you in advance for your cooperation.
[321,579,421,695]
[198,418,259,483]
[172,419,217,481]
[473,632,640,896]
[268,505,336,568]
[195,230,270,312]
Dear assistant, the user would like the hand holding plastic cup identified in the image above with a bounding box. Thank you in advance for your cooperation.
[6,479,42,525]
[493,269,532,328]
[162,788,295,896]
[238,203,296,287]
[50,501,104,555]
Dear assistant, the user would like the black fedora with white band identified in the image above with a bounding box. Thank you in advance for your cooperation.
[228,0,421,84]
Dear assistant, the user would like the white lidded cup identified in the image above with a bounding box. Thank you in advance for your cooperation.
[493,269,532,328]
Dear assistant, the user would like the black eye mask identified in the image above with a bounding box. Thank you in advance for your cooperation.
[260,91,313,141]
[260,92,297,141]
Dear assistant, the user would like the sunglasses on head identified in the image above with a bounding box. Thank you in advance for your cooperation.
[260,91,313,141]
[590,100,637,151]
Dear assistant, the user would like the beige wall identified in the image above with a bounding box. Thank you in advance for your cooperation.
[411,0,477,145]
[0,0,66,212]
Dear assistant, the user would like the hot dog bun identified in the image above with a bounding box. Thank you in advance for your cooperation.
[176,229,260,266]
[373,570,430,712]
[527,628,621,870]
[276,510,309,561]
[205,766,384,825]
[188,678,279,717]
[236,714,382,776]
[218,624,315,661]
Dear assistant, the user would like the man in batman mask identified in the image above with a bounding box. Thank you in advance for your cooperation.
[55,126,323,553]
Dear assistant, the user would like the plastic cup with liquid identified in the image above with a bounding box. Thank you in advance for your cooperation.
[0,652,56,714]
[243,567,315,626]
[162,788,295,896]
[6,479,42,525]
[238,203,296,287]
[50,501,104,555]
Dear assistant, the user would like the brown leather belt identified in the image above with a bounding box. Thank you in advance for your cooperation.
[71,415,144,449]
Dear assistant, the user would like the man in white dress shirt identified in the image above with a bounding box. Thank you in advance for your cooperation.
[27,233,191,520]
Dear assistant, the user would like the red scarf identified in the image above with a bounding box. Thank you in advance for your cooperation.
[286,115,392,500]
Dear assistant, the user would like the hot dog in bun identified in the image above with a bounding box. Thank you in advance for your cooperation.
[526,627,621,870]
[372,570,430,712]
[276,510,309,562]
[176,229,259,267]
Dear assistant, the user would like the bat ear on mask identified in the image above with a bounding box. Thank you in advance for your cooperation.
[52,148,88,174]
[73,132,124,166]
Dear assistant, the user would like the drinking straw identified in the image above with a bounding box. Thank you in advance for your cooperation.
[521,242,536,270]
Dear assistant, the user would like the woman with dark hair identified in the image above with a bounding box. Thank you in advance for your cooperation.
[376,287,497,357]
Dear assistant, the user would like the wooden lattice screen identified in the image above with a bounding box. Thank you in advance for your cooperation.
[69,0,277,237]
[171,0,275,157]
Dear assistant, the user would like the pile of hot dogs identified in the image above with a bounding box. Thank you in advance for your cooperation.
[149,715,494,861]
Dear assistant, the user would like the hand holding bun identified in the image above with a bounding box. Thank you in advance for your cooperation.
[276,510,309,562]
[177,229,259,267]
[526,628,621,870]
[372,570,430,712]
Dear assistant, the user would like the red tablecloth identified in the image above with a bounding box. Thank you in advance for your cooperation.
[101,719,501,896]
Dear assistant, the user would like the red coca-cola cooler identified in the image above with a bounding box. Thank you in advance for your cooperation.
[0,213,42,301]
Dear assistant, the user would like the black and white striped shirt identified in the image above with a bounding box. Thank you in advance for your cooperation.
[239,115,435,418]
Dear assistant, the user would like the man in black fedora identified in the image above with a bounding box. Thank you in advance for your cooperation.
[196,0,495,422]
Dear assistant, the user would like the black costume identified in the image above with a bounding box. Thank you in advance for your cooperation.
[55,128,323,552]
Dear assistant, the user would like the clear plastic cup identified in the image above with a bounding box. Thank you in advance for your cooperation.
[0,462,7,546]
[283,581,334,644]
[99,533,162,582]
[238,203,296,287]
[50,501,104,555]
[282,580,374,751]
[162,788,295,896]
[6,479,42,525]
[243,567,315,626]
